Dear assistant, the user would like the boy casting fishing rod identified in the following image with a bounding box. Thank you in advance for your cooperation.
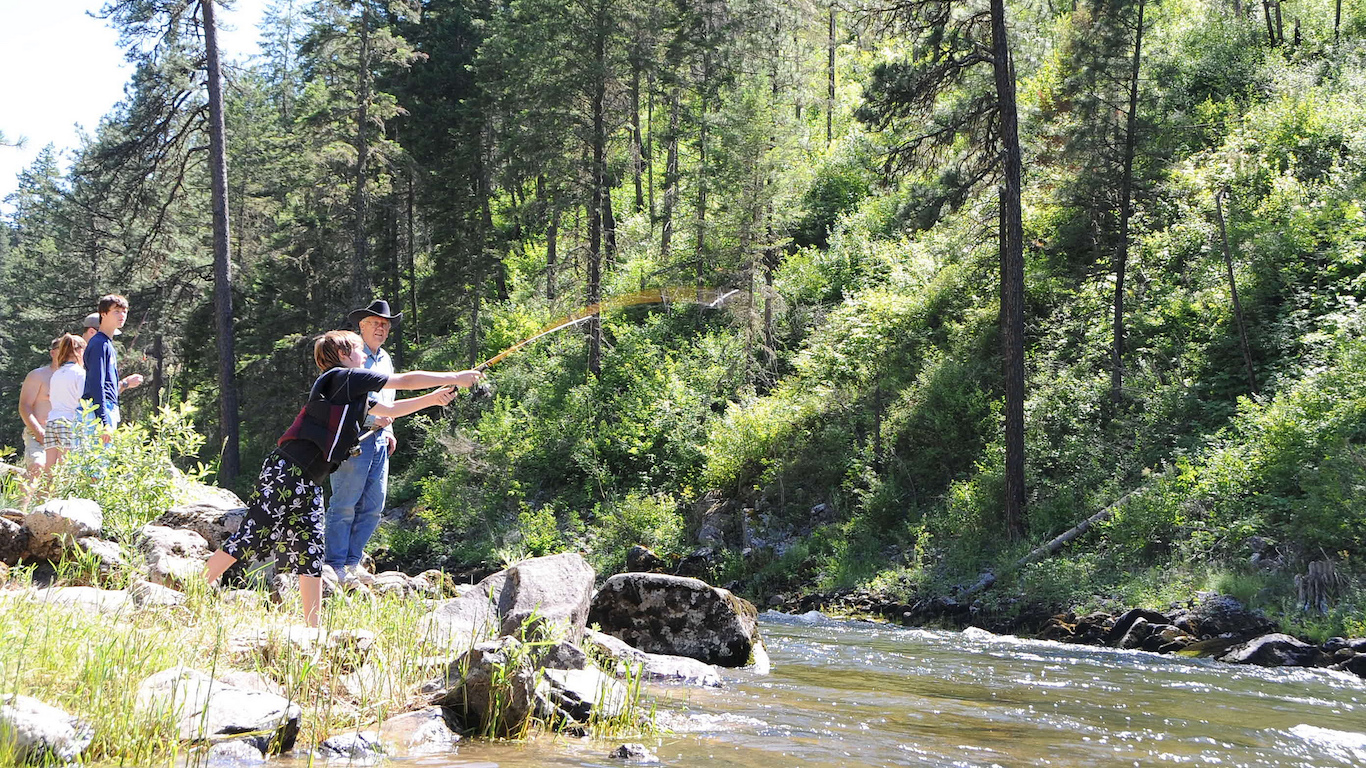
[202,330,482,627]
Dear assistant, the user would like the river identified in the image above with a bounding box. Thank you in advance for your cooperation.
[356,611,1366,767]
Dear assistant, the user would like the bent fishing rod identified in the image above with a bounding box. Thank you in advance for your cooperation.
[352,285,741,450]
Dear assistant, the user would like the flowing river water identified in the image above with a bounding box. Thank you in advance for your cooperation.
[330,612,1366,767]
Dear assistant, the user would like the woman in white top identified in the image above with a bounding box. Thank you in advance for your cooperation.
[44,333,88,468]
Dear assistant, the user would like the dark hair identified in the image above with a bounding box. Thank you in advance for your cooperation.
[48,336,63,351]
[98,294,129,315]
[314,330,362,371]
[55,334,86,366]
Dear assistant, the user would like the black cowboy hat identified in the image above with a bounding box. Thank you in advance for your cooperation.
[348,299,403,326]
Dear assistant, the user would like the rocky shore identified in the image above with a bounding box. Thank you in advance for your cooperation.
[0,492,767,765]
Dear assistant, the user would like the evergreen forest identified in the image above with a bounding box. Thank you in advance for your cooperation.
[4,0,1366,636]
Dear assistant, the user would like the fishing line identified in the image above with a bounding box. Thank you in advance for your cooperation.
[354,285,741,447]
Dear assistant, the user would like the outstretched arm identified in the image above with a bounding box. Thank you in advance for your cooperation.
[369,386,459,419]
[383,369,483,391]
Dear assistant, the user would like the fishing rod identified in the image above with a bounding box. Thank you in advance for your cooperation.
[352,285,742,449]
[475,285,741,372]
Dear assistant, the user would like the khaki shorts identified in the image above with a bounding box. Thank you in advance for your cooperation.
[23,430,45,469]
[43,420,84,451]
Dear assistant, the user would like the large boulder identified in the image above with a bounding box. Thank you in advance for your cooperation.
[417,553,596,650]
[496,553,596,641]
[30,586,130,615]
[0,694,94,763]
[588,573,764,667]
[140,525,212,588]
[135,667,301,752]
[1219,633,1323,667]
[22,500,101,560]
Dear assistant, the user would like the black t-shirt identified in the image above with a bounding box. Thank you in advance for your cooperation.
[276,367,389,482]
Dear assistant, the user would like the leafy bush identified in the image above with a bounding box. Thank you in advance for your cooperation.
[42,403,208,541]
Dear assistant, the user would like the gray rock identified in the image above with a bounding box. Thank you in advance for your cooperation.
[435,637,541,737]
[30,586,130,614]
[586,629,723,687]
[540,666,628,725]
[1118,617,1153,650]
[375,707,460,756]
[140,525,211,589]
[23,499,102,560]
[417,579,503,651]
[589,573,765,667]
[1104,608,1169,646]
[1220,633,1322,667]
[537,639,589,670]
[0,516,30,566]
[0,694,94,763]
[76,537,127,574]
[151,501,246,551]
[135,666,301,751]
[129,579,187,608]
[204,738,266,764]
[1169,593,1271,638]
[609,743,660,763]
[496,553,596,642]
[318,731,383,761]
[371,570,416,597]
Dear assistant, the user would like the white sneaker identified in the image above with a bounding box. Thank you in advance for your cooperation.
[321,564,342,587]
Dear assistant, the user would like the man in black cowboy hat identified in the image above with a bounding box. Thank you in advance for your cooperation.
[324,299,402,586]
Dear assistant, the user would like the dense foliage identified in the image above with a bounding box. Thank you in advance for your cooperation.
[3,0,1365,631]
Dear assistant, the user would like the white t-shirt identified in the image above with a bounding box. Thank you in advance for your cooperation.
[48,363,87,422]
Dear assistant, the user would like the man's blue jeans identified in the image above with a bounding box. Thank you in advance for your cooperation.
[325,433,389,570]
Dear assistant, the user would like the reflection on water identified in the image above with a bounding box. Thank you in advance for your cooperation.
[286,612,1366,767]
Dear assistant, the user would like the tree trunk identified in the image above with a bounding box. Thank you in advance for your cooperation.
[631,66,645,213]
[203,0,240,482]
[827,5,836,147]
[1111,0,1145,408]
[353,4,372,308]
[587,0,607,376]
[696,52,710,293]
[406,166,419,348]
[991,0,1026,539]
[1213,189,1258,395]
[660,90,680,261]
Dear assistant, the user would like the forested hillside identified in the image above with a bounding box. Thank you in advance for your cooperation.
[3,0,1364,634]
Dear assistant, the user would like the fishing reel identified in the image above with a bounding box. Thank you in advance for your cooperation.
[469,380,495,401]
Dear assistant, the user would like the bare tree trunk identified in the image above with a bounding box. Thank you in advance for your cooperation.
[1213,189,1258,395]
[1111,0,1145,408]
[1262,0,1277,44]
[406,166,419,347]
[587,0,607,376]
[631,66,644,213]
[353,4,372,307]
[827,5,836,147]
[660,90,680,261]
[203,0,240,482]
[992,0,1026,539]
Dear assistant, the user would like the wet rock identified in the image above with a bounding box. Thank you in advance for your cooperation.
[0,693,94,763]
[1105,608,1170,646]
[318,731,383,761]
[1333,654,1366,678]
[374,706,460,756]
[586,629,722,687]
[540,666,629,726]
[434,637,541,737]
[23,499,102,560]
[135,666,301,751]
[589,572,764,668]
[204,738,267,764]
[608,742,659,763]
[1219,633,1322,667]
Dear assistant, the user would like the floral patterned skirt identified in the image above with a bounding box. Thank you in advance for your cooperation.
[221,450,326,577]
